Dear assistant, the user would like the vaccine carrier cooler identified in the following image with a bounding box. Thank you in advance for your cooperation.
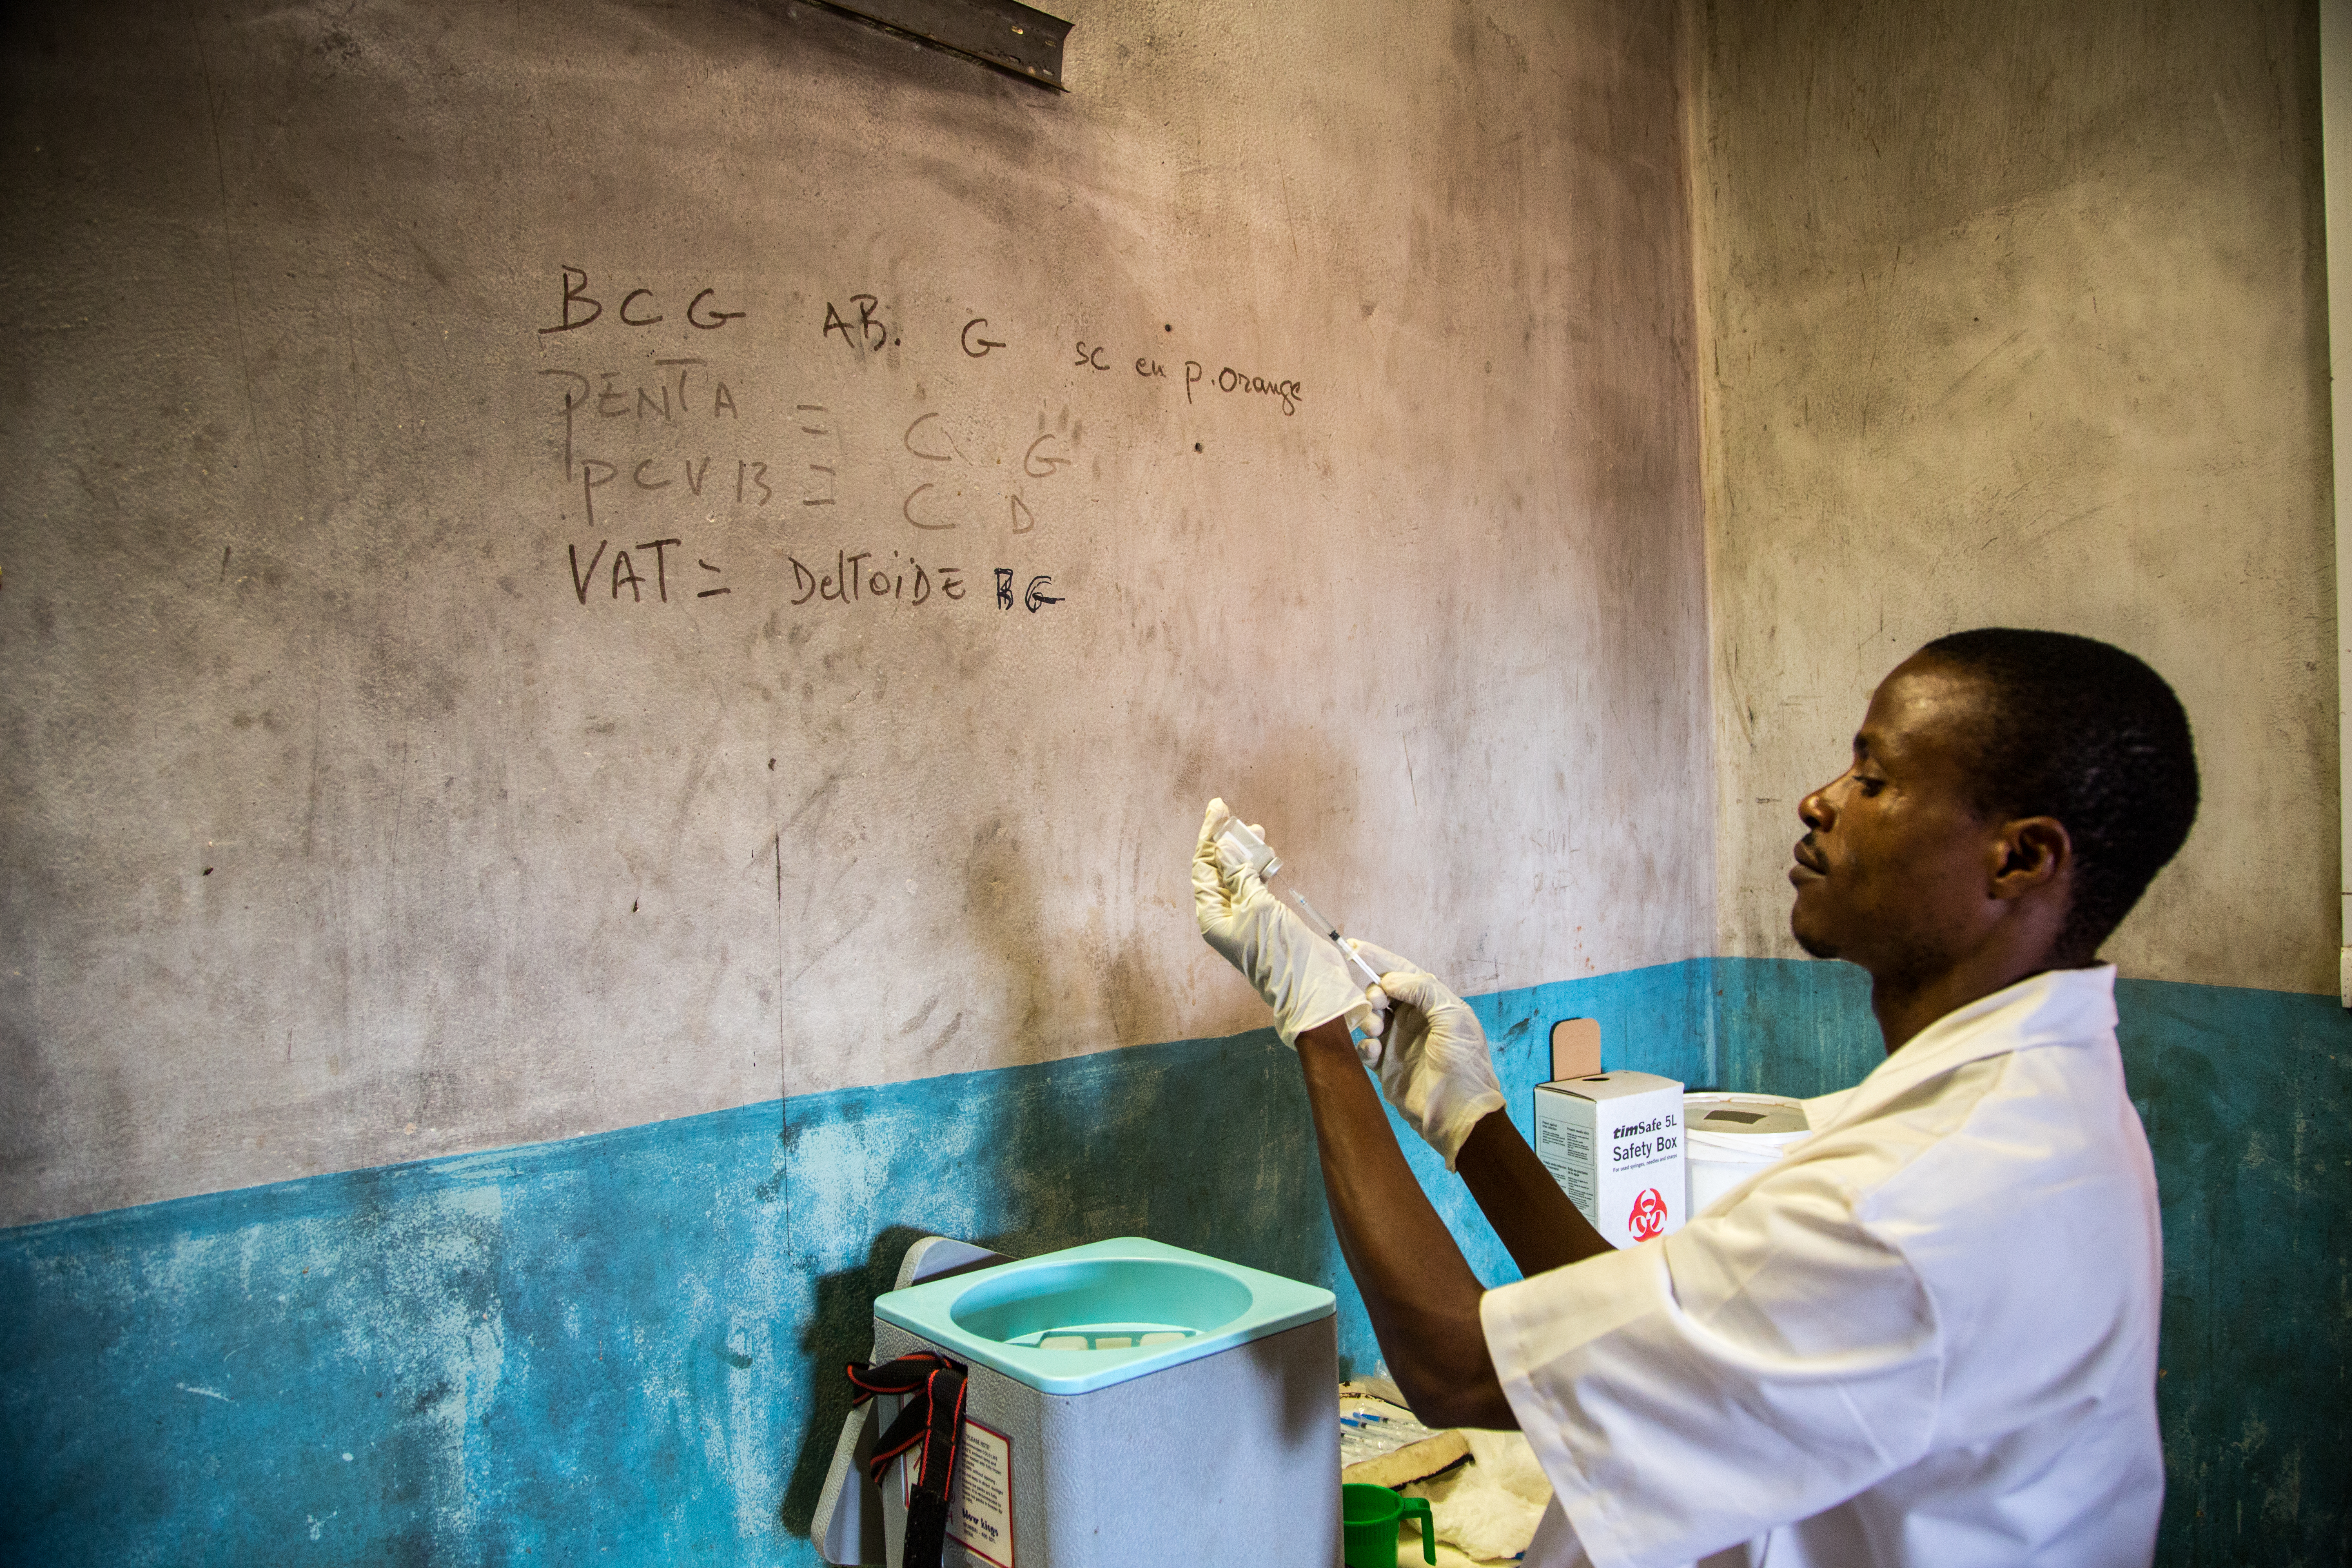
[865,1236,1340,1568]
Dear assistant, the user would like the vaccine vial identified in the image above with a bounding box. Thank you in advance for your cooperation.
[1214,816,1282,880]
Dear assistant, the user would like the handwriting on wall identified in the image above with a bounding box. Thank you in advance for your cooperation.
[535,267,1306,620]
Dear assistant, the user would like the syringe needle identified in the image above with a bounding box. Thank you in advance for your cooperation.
[1292,890,1386,991]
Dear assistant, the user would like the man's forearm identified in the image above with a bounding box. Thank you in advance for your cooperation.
[1292,1016,1517,1430]
[1453,1110,1616,1277]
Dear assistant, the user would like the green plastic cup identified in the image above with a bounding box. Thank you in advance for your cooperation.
[1342,1481,1436,1567]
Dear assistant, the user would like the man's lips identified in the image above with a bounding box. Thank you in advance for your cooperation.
[1790,838,1827,880]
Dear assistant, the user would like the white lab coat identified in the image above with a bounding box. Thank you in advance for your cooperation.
[1483,966,2163,1568]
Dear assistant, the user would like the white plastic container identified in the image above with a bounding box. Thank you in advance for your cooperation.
[1684,1093,1811,1216]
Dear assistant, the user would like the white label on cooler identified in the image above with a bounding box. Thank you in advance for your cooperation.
[948,1419,1014,1568]
[895,1416,1016,1567]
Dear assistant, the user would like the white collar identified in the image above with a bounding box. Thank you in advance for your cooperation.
[1811,965,2118,1138]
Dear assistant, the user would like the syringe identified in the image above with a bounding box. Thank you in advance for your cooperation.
[1292,889,1388,993]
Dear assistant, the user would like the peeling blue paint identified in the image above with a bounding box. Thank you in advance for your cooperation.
[0,1109,798,1564]
[0,962,1706,1564]
[3,960,2342,1565]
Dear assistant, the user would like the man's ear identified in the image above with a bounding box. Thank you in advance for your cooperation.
[1989,816,2070,901]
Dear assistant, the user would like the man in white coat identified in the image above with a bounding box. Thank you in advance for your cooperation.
[1193,628,2198,1567]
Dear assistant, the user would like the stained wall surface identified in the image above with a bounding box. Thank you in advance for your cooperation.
[1692,0,2337,992]
[13,2,2343,1565]
[0,0,1710,1226]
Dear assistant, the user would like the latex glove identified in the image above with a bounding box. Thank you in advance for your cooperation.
[1193,800,1382,1050]
[1345,939,1505,1169]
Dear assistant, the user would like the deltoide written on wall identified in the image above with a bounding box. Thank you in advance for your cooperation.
[1532,1071,1687,1248]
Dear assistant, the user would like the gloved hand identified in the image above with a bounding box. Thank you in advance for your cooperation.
[1193,800,1383,1051]
[1345,939,1505,1169]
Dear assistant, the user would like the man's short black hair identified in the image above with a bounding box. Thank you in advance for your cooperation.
[1918,628,2199,961]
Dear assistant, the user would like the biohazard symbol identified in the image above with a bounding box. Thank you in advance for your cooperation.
[1627,1187,1669,1241]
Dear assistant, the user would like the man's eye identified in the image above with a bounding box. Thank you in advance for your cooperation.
[1855,777,1886,797]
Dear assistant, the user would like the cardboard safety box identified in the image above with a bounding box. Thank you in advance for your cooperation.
[1533,1071,1686,1247]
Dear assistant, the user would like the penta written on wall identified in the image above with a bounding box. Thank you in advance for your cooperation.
[534,268,1315,627]
[535,269,1084,622]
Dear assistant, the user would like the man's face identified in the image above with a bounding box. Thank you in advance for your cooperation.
[1788,656,2004,982]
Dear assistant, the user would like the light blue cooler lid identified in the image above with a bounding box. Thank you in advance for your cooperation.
[872,1236,1335,1396]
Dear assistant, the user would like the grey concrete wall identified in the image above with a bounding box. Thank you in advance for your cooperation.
[1692,0,2336,991]
[0,0,1710,1225]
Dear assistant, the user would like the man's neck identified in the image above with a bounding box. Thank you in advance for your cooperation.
[1870,957,2054,1054]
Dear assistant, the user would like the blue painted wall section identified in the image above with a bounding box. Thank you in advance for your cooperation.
[0,1108,799,1565]
[4,959,2340,1564]
[0,962,1709,1565]
[1710,954,1880,1097]
[2115,978,2352,1566]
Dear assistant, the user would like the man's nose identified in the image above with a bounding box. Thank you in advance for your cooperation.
[1799,784,1831,831]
